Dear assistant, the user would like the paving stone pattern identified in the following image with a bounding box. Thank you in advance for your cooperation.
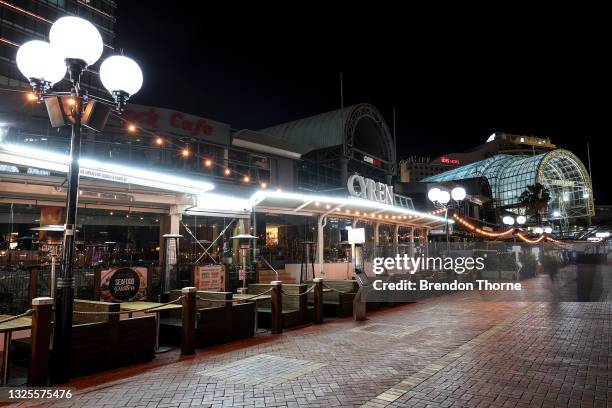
[11,265,611,408]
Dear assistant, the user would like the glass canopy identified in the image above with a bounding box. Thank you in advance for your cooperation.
[422,149,594,220]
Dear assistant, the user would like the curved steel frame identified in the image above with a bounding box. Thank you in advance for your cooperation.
[536,149,594,220]
[344,104,395,176]
[422,149,594,221]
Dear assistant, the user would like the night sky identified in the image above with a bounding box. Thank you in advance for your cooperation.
[114,3,609,204]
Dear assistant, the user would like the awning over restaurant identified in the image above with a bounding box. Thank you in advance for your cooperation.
[1,143,450,229]
[191,189,451,229]
[0,143,214,195]
[249,190,451,229]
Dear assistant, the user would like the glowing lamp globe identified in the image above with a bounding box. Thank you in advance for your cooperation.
[451,186,466,201]
[534,227,544,234]
[49,16,103,65]
[502,216,515,226]
[438,190,451,204]
[16,40,66,84]
[544,227,553,234]
[427,188,441,203]
[99,56,143,96]
[516,215,527,225]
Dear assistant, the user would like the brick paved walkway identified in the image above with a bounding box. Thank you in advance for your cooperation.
[10,265,612,408]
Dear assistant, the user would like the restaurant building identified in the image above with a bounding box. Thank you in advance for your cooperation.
[0,90,448,311]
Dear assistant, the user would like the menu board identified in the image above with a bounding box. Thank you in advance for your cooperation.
[101,267,148,302]
[193,264,225,291]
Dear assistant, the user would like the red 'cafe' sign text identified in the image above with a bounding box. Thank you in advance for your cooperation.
[123,107,213,137]
[119,104,231,145]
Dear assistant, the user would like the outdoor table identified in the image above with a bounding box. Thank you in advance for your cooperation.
[0,314,32,385]
[119,302,182,353]
[232,294,272,331]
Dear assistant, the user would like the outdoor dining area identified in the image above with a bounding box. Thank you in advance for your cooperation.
[0,274,358,387]
[0,192,441,387]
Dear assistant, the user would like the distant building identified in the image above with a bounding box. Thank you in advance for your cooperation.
[429,132,556,166]
[400,132,558,183]
[399,156,460,182]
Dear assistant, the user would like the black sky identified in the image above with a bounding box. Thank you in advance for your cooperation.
[114,3,610,203]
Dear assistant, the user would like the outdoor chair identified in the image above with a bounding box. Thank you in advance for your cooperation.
[248,283,313,328]
[308,280,358,317]
[160,290,255,348]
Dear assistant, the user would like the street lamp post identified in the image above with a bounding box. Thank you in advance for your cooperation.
[427,186,466,252]
[502,215,525,243]
[16,16,143,384]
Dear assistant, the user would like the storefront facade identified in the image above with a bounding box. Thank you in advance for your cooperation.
[0,95,448,307]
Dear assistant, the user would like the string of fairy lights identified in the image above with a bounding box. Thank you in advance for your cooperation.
[108,111,264,186]
[1,86,269,188]
[453,213,566,244]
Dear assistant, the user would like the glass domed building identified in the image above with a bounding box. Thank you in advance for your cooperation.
[422,149,594,222]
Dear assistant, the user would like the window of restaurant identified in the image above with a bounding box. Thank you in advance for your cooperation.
[180,215,233,264]
[378,223,395,246]
[0,203,162,314]
[0,204,162,268]
[255,213,317,270]
[398,226,413,256]
[323,217,353,263]
[355,219,376,263]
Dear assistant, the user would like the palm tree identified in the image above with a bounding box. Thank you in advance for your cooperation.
[519,183,551,226]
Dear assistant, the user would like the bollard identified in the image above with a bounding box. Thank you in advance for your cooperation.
[28,297,53,386]
[270,281,282,334]
[313,278,323,324]
[181,287,196,355]
[353,287,366,321]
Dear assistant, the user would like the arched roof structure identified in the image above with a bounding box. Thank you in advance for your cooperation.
[422,149,594,220]
[259,103,395,173]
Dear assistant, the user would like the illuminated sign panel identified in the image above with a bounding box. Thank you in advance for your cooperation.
[440,157,461,165]
[347,227,366,244]
[363,155,382,167]
[119,104,231,145]
[347,174,394,205]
